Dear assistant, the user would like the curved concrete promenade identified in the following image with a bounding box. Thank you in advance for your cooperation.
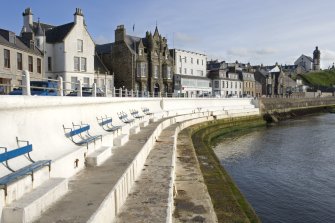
[0,96,258,222]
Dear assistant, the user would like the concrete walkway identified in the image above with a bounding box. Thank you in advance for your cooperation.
[34,120,165,223]
[114,123,178,223]
[173,128,218,223]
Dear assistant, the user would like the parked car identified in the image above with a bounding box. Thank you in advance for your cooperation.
[227,94,238,98]
[66,87,105,97]
[9,81,58,96]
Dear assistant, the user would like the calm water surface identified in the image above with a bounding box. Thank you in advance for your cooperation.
[213,114,335,223]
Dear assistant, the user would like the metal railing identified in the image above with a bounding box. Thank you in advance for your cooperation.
[1,70,333,99]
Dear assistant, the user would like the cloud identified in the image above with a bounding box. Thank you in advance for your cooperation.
[174,32,199,45]
[321,49,335,61]
[227,47,277,57]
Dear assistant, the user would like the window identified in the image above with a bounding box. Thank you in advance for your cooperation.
[179,56,182,62]
[37,58,41,73]
[71,76,78,90]
[74,57,80,71]
[235,82,237,88]
[226,81,228,88]
[36,39,40,47]
[214,81,219,88]
[191,58,193,64]
[184,68,187,74]
[179,67,182,74]
[167,66,171,79]
[83,77,90,87]
[77,39,83,52]
[81,57,87,71]
[184,57,187,63]
[139,49,143,56]
[230,82,232,88]
[28,56,33,72]
[191,69,193,75]
[48,57,52,71]
[4,49,10,68]
[137,62,147,77]
[197,59,199,65]
[154,65,159,79]
[17,53,22,70]
[202,60,203,65]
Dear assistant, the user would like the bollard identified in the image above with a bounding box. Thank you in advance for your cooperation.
[92,83,97,97]
[104,84,108,97]
[22,70,31,96]
[77,80,82,97]
[57,76,63,96]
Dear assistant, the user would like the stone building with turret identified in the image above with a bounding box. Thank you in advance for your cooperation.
[313,46,321,71]
[97,25,174,94]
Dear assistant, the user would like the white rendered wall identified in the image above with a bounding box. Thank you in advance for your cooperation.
[173,49,207,76]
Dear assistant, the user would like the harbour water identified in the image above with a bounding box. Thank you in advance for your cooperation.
[213,114,335,223]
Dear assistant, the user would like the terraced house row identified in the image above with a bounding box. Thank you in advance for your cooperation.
[0,7,295,97]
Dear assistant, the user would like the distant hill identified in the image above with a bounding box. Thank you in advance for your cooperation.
[300,70,335,91]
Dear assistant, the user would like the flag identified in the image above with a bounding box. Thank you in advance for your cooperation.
[133,24,135,32]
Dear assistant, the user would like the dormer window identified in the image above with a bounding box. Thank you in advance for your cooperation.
[77,39,83,52]
[139,49,143,56]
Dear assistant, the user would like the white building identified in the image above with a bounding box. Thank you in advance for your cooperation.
[209,69,243,97]
[21,8,113,93]
[171,49,211,96]
[294,54,313,72]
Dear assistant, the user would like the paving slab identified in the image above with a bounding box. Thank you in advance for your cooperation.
[34,120,164,223]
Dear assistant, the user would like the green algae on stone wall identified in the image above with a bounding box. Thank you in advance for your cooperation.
[187,115,265,223]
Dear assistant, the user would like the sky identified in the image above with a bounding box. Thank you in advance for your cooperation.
[1,0,335,68]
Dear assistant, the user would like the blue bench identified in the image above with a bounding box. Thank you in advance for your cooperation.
[130,109,144,119]
[0,138,51,195]
[97,116,122,132]
[63,123,102,148]
[117,112,135,124]
[142,107,153,115]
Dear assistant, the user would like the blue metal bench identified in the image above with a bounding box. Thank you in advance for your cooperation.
[97,116,122,132]
[130,109,144,119]
[142,107,153,115]
[63,123,102,148]
[0,138,51,195]
[117,112,135,124]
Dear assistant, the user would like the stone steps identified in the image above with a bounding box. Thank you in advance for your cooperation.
[2,178,68,223]
[85,146,113,167]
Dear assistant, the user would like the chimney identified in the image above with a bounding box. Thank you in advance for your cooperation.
[74,8,84,24]
[22,8,33,32]
[115,25,126,42]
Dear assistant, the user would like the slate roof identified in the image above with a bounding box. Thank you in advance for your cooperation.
[96,43,113,54]
[125,35,148,53]
[242,72,255,81]
[0,28,43,55]
[94,54,109,74]
[45,22,75,43]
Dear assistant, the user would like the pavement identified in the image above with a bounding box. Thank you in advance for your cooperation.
[34,120,164,223]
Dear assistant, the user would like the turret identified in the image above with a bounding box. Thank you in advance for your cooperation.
[313,46,321,71]
[35,19,45,51]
